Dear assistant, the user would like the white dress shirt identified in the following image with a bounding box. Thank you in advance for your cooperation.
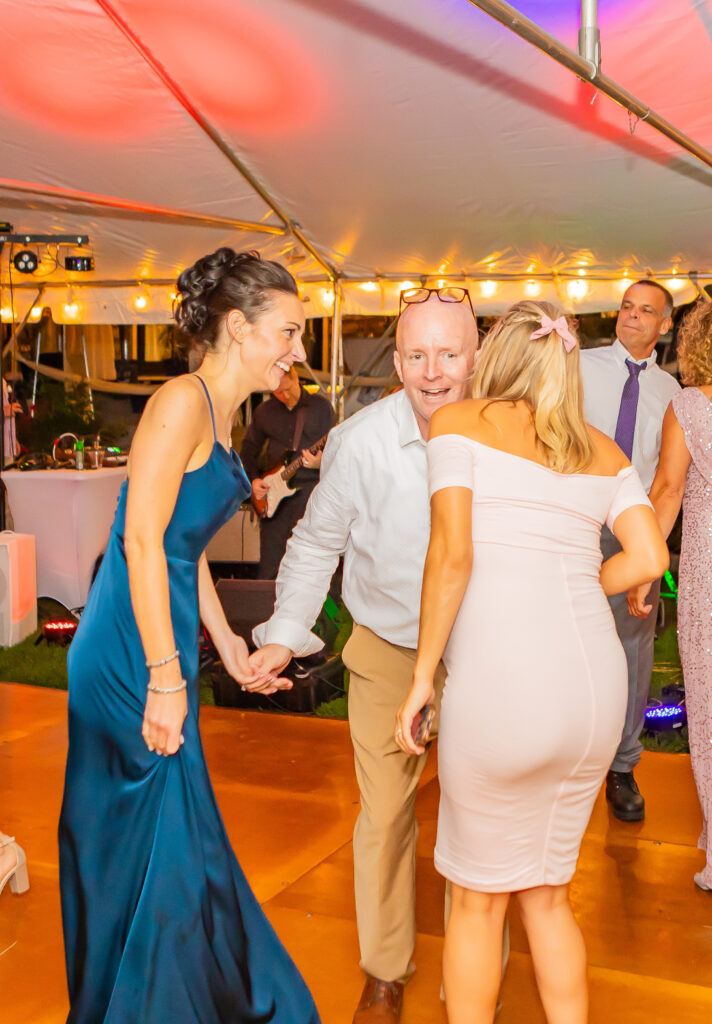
[580,339,680,491]
[253,389,429,656]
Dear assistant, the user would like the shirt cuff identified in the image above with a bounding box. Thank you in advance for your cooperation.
[252,617,325,657]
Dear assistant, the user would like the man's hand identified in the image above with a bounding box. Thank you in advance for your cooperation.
[627,582,654,618]
[252,477,269,500]
[247,643,294,691]
[220,634,293,695]
[301,448,323,470]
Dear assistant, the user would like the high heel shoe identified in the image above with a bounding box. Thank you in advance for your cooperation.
[694,871,712,892]
[0,834,30,896]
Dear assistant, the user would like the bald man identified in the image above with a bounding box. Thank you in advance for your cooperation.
[248,293,480,1023]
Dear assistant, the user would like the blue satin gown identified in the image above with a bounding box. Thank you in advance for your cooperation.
[59,376,320,1024]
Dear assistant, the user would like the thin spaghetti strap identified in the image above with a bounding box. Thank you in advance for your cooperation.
[192,374,217,443]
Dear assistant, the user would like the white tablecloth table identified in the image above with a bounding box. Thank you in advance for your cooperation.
[1,467,127,610]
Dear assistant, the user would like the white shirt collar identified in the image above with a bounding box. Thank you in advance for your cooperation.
[396,389,426,448]
[612,337,658,369]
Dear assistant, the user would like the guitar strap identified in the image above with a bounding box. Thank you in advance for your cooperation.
[291,405,308,454]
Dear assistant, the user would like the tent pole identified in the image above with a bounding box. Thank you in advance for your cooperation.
[2,285,45,359]
[94,0,338,282]
[578,1,600,72]
[464,0,712,173]
[0,178,286,236]
[329,285,344,420]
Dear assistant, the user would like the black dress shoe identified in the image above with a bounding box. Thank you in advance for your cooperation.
[606,770,645,821]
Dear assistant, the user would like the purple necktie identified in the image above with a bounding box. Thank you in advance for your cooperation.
[614,358,645,459]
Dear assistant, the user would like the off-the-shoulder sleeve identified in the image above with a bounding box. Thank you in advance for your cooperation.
[427,433,475,498]
[672,389,712,485]
[605,465,653,530]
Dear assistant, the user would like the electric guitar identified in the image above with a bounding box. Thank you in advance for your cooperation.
[251,432,330,519]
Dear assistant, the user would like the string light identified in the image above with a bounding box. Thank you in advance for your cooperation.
[567,280,589,300]
[524,280,542,298]
[399,280,417,292]
[29,306,43,320]
[64,290,79,318]
[321,288,334,305]
[359,281,378,292]
[480,280,498,298]
[1,305,15,321]
[661,276,686,292]
[133,292,149,311]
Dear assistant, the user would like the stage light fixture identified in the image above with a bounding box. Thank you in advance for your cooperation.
[65,255,95,273]
[12,249,38,274]
[42,620,78,645]
[644,703,686,732]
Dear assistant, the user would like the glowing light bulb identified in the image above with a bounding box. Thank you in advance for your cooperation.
[527,263,536,273]
[30,306,42,320]
[134,294,148,311]
[1,305,14,320]
[665,277,686,292]
[64,301,79,318]
[480,280,498,298]
[577,268,587,277]
[524,280,542,298]
[615,275,631,293]
[321,288,334,305]
[360,281,378,292]
[567,280,589,300]
[436,279,447,289]
[399,281,417,292]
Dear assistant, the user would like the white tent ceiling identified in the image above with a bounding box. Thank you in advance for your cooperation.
[2,0,712,323]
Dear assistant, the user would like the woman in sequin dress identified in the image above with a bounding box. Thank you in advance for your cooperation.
[630,300,712,891]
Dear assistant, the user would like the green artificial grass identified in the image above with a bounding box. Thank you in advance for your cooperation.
[314,695,348,719]
[0,626,69,689]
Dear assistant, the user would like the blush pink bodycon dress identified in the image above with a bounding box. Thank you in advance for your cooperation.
[427,434,652,892]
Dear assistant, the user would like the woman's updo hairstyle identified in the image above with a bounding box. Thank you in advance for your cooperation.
[175,247,298,353]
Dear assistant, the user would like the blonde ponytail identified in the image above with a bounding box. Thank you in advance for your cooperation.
[472,301,593,474]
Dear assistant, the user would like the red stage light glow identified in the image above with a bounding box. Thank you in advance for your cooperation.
[2,1,325,140]
[43,620,78,645]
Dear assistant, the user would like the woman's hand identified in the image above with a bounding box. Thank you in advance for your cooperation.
[394,675,435,756]
[627,583,654,618]
[220,633,293,696]
[142,683,188,756]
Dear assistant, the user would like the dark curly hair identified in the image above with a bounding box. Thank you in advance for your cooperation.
[174,247,298,353]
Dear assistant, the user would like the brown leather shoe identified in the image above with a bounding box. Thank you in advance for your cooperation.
[352,975,405,1023]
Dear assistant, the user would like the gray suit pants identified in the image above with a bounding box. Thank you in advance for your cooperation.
[601,527,661,773]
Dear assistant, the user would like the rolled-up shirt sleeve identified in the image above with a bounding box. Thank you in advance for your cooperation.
[253,428,357,656]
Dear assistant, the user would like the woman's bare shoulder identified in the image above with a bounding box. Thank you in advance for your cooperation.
[135,375,207,444]
[429,399,488,439]
[586,425,629,475]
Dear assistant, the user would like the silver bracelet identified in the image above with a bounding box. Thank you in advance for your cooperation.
[147,679,187,694]
[146,649,179,669]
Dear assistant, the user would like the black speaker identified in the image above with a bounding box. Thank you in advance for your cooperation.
[214,579,276,645]
[212,578,341,713]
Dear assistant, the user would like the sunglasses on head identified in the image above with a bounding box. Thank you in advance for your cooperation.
[398,286,475,318]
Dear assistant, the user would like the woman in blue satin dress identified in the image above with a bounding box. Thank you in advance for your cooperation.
[58,248,321,1024]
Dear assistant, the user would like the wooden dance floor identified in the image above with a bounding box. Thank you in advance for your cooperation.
[1,682,712,1022]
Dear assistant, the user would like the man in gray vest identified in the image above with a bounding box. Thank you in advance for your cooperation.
[580,280,679,820]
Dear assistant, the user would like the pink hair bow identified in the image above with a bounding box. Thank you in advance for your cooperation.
[529,314,578,353]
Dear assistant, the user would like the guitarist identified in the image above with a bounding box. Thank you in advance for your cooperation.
[240,366,335,578]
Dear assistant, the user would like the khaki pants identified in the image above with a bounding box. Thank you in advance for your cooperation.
[343,624,447,983]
